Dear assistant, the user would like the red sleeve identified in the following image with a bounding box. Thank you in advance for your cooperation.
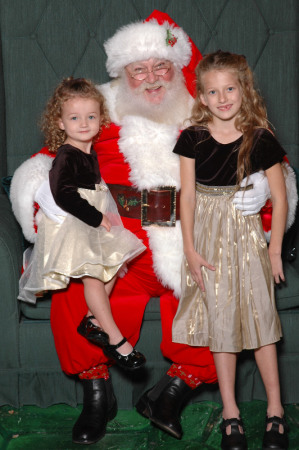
[94,124,132,186]
[32,146,56,158]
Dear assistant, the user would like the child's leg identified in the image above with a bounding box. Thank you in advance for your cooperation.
[213,352,246,439]
[82,276,133,355]
[213,352,239,419]
[85,277,116,322]
[254,343,284,430]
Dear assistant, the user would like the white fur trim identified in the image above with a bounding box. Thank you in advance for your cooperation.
[283,162,298,230]
[264,230,271,243]
[10,154,53,243]
[147,222,183,298]
[117,114,183,294]
[98,82,120,125]
[119,115,181,190]
[104,19,191,77]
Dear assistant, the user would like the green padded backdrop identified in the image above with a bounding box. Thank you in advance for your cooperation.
[0,0,298,181]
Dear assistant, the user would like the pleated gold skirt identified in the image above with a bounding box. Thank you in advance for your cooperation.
[172,183,282,352]
[18,183,146,304]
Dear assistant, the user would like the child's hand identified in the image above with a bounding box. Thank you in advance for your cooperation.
[268,251,285,284]
[100,214,112,232]
[185,249,215,292]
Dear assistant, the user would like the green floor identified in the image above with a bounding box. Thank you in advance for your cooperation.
[0,401,298,449]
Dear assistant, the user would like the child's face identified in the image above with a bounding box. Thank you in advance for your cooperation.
[199,69,242,124]
[58,97,101,151]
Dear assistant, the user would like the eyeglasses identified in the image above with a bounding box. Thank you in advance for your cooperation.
[128,65,171,81]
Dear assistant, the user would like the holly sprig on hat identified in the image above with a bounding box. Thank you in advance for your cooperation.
[166,29,177,47]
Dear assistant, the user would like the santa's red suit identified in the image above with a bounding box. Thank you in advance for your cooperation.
[10,10,298,387]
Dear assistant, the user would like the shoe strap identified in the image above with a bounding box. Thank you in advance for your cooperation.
[265,416,289,432]
[221,417,245,432]
[86,315,99,329]
[86,316,106,334]
[107,337,127,350]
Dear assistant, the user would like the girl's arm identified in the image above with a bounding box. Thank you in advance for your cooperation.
[265,163,288,283]
[50,150,103,228]
[180,156,215,291]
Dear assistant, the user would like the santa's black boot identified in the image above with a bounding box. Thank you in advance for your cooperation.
[72,378,117,444]
[135,374,192,439]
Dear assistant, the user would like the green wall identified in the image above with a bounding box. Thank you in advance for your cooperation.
[0,0,298,179]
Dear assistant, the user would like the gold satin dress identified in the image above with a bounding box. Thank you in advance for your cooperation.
[172,183,282,353]
[18,183,146,304]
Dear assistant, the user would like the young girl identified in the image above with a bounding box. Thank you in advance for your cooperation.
[172,52,289,450]
[18,77,146,371]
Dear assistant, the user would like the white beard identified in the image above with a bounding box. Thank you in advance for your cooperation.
[115,71,193,128]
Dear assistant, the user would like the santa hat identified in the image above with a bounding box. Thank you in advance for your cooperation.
[104,10,202,97]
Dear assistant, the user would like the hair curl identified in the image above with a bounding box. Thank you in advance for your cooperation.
[40,77,110,153]
[191,50,270,185]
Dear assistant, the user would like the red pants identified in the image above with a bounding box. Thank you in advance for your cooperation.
[50,233,217,384]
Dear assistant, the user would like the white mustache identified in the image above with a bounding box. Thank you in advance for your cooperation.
[135,80,169,94]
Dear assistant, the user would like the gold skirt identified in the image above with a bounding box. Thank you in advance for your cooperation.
[172,183,282,352]
[18,183,146,303]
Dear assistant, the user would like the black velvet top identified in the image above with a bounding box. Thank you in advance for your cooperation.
[173,127,286,186]
[49,144,103,227]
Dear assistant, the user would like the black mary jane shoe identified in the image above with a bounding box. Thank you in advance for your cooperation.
[77,315,109,347]
[103,337,146,371]
[262,416,289,450]
[77,316,146,371]
[220,418,247,450]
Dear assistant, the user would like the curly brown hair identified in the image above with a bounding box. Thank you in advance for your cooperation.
[40,77,110,153]
[191,50,270,185]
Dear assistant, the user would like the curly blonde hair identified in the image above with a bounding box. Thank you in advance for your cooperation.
[40,77,110,153]
[191,50,269,185]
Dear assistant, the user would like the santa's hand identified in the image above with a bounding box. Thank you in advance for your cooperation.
[34,178,67,223]
[232,171,270,216]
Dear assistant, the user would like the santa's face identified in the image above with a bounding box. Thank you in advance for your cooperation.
[125,58,175,104]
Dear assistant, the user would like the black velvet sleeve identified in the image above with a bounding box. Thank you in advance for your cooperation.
[173,129,196,159]
[251,129,286,172]
[49,146,103,227]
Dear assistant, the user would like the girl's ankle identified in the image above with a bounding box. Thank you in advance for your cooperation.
[115,341,133,356]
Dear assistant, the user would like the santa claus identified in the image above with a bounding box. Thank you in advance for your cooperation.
[10,10,297,445]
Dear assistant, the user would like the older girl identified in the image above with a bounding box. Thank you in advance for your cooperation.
[172,51,289,450]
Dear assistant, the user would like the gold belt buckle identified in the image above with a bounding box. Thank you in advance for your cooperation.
[141,186,176,227]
